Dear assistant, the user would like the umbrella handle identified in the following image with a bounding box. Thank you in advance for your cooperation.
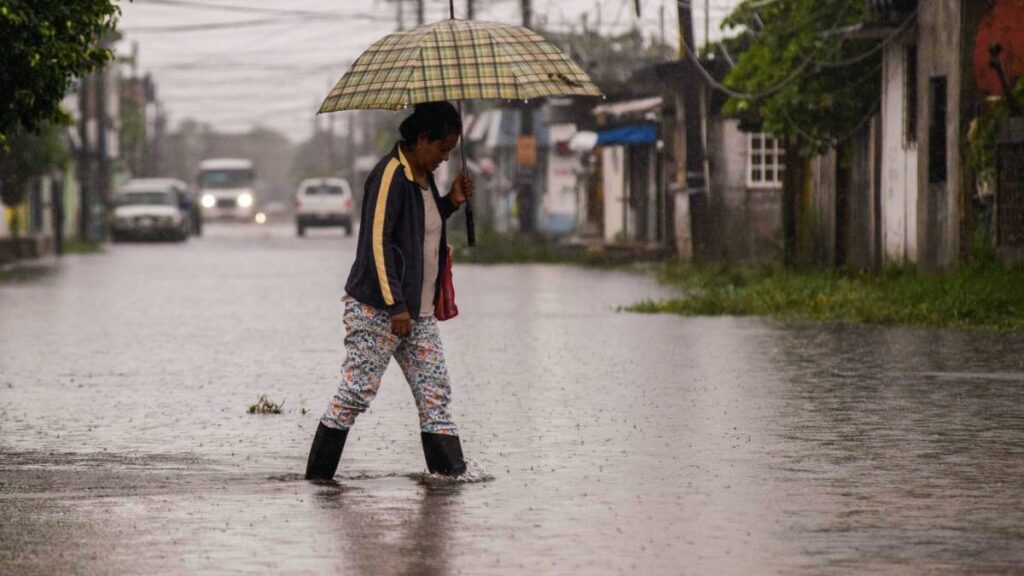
[458,100,476,247]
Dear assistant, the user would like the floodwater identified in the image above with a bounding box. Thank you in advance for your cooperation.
[2,223,1023,575]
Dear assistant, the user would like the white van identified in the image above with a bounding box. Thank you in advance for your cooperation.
[197,158,257,221]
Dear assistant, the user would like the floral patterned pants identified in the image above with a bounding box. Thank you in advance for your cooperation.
[321,301,458,436]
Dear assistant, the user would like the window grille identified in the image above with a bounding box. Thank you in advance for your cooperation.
[748,132,784,188]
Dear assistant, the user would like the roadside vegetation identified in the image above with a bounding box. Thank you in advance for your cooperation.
[64,240,104,255]
[628,260,1024,331]
[0,264,53,283]
[451,228,665,267]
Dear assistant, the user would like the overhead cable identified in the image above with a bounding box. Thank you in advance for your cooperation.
[683,0,855,100]
[782,96,881,147]
[813,8,918,69]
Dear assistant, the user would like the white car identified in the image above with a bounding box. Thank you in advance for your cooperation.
[111,183,191,242]
[295,178,355,236]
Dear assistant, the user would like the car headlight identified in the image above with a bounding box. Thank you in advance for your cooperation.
[201,194,216,208]
[238,193,253,208]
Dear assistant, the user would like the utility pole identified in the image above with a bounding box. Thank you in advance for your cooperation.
[705,0,710,51]
[466,0,474,20]
[96,54,110,241]
[517,0,535,234]
[152,100,166,176]
[417,0,425,26]
[77,76,92,242]
[660,4,666,56]
[676,0,708,258]
[395,0,405,31]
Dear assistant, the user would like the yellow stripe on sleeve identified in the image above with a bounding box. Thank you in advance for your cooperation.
[373,159,401,306]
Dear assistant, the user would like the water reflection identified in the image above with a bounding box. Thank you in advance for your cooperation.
[315,482,458,576]
[764,323,1024,568]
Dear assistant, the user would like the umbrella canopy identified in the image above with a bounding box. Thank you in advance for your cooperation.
[318,19,602,113]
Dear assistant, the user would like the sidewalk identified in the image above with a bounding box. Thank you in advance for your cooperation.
[0,235,55,267]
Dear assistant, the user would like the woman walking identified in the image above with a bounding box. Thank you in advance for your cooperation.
[305,101,474,481]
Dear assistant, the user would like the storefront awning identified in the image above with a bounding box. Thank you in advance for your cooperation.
[592,96,663,117]
[596,123,657,146]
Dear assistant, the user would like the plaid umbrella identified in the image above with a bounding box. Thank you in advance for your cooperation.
[318,19,601,112]
[319,15,601,246]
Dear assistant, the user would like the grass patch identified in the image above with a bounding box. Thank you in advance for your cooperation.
[451,228,663,267]
[627,261,1024,331]
[0,264,55,283]
[63,239,104,255]
[247,394,284,414]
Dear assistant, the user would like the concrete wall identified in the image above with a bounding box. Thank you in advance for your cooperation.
[842,117,883,271]
[916,0,963,270]
[706,118,783,262]
[881,39,920,264]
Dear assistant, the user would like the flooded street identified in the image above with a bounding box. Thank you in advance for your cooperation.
[2,223,1024,574]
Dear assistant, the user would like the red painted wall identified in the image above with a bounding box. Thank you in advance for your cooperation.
[974,0,1024,95]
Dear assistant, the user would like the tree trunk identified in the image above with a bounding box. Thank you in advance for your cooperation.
[782,139,802,267]
[9,209,21,259]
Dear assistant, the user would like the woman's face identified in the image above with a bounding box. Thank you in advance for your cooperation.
[414,132,460,174]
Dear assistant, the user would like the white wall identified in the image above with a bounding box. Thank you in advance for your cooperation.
[881,41,919,265]
[601,146,625,242]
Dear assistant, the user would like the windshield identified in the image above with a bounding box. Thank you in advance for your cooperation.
[115,191,176,206]
[200,169,253,189]
[305,184,346,195]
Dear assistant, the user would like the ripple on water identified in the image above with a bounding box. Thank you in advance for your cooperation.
[411,459,495,486]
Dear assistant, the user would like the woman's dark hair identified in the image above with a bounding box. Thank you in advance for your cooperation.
[399,101,462,143]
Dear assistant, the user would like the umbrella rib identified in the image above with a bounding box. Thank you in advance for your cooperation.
[487,29,519,101]
[436,26,450,101]
[471,24,483,99]
[448,21,466,101]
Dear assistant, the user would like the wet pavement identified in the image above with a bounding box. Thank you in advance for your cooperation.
[2,222,1024,574]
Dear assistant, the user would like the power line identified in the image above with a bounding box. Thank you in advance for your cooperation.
[813,8,918,69]
[122,16,308,33]
[139,0,347,18]
[685,0,871,100]
[120,8,393,33]
[782,96,881,147]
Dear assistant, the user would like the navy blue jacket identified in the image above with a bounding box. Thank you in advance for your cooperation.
[345,144,460,318]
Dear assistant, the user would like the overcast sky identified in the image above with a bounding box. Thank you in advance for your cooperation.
[115,0,737,141]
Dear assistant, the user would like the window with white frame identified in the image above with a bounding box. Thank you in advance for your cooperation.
[747,132,784,188]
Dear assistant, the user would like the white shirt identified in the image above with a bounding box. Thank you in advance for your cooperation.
[419,185,442,318]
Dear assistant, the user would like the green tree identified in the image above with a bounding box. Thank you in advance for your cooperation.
[719,0,887,266]
[0,0,121,148]
[0,123,68,249]
[720,0,882,151]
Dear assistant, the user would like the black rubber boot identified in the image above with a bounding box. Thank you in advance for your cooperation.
[421,432,467,476]
[305,423,348,481]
